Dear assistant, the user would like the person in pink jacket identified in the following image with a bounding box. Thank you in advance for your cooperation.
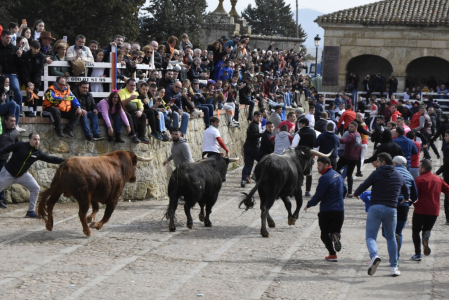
[97,91,131,143]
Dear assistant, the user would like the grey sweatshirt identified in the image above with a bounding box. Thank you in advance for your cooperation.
[167,138,194,167]
[274,131,292,155]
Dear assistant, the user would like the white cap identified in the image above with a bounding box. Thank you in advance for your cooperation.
[392,156,407,166]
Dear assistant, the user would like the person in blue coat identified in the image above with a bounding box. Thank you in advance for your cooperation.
[304,156,347,262]
[313,122,340,169]
[393,126,417,167]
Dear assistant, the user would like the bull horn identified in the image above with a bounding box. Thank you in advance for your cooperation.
[229,157,239,162]
[136,155,153,162]
[310,150,333,157]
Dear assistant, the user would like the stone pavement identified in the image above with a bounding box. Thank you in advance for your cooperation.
[0,145,448,300]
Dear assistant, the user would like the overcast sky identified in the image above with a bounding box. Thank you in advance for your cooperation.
[205,0,381,14]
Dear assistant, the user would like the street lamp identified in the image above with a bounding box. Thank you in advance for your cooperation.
[314,34,321,77]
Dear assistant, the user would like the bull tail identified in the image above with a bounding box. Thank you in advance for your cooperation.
[37,164,66,222]
[37,186,56,222]
[239,163,269,211]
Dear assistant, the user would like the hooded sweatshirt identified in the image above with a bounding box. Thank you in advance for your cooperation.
[167,138,194,167]
[354,165,410,208]
[364,129,403,164]
[313,131,340,157]
[273,131,292,155]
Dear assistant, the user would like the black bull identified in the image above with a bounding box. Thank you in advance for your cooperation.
[239,146,331,237]
[166,154,238,232]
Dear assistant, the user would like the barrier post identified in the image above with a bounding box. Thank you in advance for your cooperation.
[111,45,117,90]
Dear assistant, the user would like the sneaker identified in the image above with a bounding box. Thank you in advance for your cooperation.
[161,133,171,142]
[229,122,239,128]
[150,132,160,140]
[232,119,240,124]
[245,176,251,184]
[138,137,151,144]
[332,233,342,252]
[390,267,401,277]
[56,130,64,137]
[86,135,93,142]
[411,254,422,261]
[93,134,104,141]
[191,109,202,117]
[422,239,431,256]
[445,220,449,226]
[63,128,74,137]
[241,180,246,188]
[16,126,26,133]
[25,211,39,218]
[131,135,140,144]
[286,105,292,109]
[0,200,7,209]
[292,102,297,108]
[28,112,36,117]
[367,256,381,276]
[325,254,338,262]
[355,172,363,177]
[178,196,185,205]
[305,191,311,197]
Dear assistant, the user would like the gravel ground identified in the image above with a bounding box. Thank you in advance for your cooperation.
[0,143,447,300]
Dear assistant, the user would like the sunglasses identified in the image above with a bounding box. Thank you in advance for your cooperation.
[173,86,181,89]
[147,51,153,54]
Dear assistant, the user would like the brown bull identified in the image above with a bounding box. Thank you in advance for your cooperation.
[37,150,152,236]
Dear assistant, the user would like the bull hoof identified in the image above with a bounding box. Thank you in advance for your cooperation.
[199,213,205,222]
[268,222,276,228]
[169,227,176,232]
[187,223,193,229]
[204,222,212,227]
[87,216,93,223]
[45,224,53,231]
[288,217,297,226]
[84,230,92,237]
[89,222,103,230]
[261,231,270,238]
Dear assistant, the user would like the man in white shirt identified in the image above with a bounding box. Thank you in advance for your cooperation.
[202,117,230,158]
[306,106,315,130]
[66,35,94,62]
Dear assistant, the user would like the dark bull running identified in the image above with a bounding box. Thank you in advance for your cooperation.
[166,154,238,232]
[239,146,332,237]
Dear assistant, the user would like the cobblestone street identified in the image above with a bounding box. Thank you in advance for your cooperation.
[0,153,447,300]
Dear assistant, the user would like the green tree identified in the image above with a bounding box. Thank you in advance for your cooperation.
[242,0,307,39]
[140,0,207,47]
[3,0,145,47]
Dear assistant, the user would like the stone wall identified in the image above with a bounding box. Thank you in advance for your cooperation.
[3,107,251,204]
[316,23,449,92]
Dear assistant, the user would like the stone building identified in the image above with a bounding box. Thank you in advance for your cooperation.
[315,0,449,92]
[200,0,304,52]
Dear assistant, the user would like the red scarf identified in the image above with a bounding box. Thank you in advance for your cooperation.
[320,166,333,175]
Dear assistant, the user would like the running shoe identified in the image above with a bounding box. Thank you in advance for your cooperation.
[367,256,381,276]
[411,254,422,261]
[390,267,401,277]
[423,239,431,256]
[325,254,338,262]
[332,233,342,252]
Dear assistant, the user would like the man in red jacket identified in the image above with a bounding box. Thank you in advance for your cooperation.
[390,104,402,122]
[336,104,356,131]
[409,159,449,261]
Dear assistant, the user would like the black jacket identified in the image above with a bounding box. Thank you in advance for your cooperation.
[0,123,19,161]
[298,127,316,148]
[432,121,449,142]
[72,89,97,112]
[365,130,403,164]
[0,42,23,74]
[314,118,328,133]
[436,143,449,178]
[20,50,46,87]
[243,121,263,149]
[354,119,371,136]
[159,77,175,89]
[0,142,65,177]
[260,130,274,156]
[153,51,163,69]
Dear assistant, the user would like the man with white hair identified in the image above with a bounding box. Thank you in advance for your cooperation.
[193,49,201,58]
[151,41,162,69]
[131,43,140,52]
[391,155,418,259]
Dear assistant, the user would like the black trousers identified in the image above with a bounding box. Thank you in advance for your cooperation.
[306,175,312,192]
[318,211,344,255]
[336,157,358,194]
[44,106,80,131]
[143,108,161,134]
[421,132,432,159]
[412,213,437,255]
[234,104,240,121]
[181,96,195,112]
[125,111,147,137]
[330,156,337,170]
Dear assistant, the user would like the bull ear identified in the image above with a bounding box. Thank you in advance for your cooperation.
[131,154,138,165]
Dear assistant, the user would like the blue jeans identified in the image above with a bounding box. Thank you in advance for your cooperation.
[3,74,22,112]
[206,97,215,105]
[158,111,166,131]
[172,111,190,134]
[80,111,100,137]
[366,205,398,267]
[0,160,6,200]
[409,167,419,178]
[242,147,260,181]
[0,101,21,125]
[195,103,214,126]
[106,114,122,133]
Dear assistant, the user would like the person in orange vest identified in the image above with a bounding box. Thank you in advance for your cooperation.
[43,76,82,137]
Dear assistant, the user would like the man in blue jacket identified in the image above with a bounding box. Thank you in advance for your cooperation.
[351,152,410,277]
[313,122,340,169]
[393,126,417,167]
[304,156,346,262]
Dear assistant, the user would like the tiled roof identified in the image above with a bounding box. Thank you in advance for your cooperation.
[315,0,449,26]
